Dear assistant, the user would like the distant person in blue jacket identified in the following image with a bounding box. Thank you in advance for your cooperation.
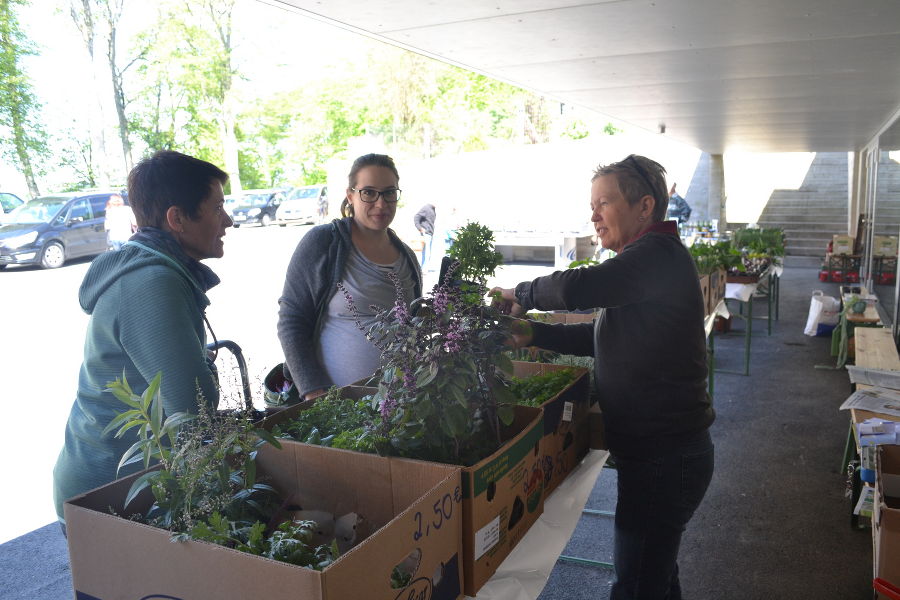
[53,150,232,532]
[667,183,692,224]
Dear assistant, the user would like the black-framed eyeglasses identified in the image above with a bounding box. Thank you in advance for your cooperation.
[352,187,402,203]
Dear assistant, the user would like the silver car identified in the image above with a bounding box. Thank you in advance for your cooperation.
[276,185,328,226]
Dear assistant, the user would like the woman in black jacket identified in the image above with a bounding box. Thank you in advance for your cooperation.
[493,154,714,600]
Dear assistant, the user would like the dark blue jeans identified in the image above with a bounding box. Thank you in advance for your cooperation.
[610,431,714,600]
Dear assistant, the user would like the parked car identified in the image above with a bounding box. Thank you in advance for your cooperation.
[224,194,240,217]
[0,192,25,224]
[230,188,289,227]
[275,184,328,226]
[0,190,127,270]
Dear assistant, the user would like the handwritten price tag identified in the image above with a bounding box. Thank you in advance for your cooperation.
[412,486,461,541]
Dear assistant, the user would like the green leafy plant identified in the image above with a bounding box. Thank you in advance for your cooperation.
[689,240,744,275]
[732,227,785,257]
[273,386,379,453]
[103,373,338,570]
[507,368,579,407]
[336,264,517,466]
[445,221,504,299]
[567,257,598,269]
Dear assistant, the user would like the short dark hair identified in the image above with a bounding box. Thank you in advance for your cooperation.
[592,154,668,222]
[128,150,229,228]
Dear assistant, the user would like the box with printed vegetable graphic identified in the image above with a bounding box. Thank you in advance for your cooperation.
[508,360,592,497]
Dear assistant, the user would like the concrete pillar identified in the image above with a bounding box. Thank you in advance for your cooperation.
[709,154,726,230]
[848,151,862,237]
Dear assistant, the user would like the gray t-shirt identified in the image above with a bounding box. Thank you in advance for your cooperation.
[319,245,416,387]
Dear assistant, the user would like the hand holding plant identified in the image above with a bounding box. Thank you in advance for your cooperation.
[489,286,524,317]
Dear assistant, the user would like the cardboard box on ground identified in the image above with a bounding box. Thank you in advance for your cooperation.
[833,234,855,255]
[875,444,900,598]
[873,236,899,258]
[261,386,546,596]
[64,442,464,600]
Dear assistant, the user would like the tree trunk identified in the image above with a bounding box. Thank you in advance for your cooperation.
[106,8,132,173]
[207,0,240,193]
[72,0,112,187]
[10,107,40,197]
[221,92,241,194]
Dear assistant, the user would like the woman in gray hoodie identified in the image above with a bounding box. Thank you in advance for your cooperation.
[277,154,422,401]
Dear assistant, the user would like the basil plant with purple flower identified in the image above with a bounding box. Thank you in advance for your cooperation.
[338,262,517,466]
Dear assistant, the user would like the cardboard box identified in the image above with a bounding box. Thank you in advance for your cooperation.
[833,234,854,255]
[698,274,710,317]
[707,268,726,315]
[874,235,899,258]
[875,444,900,596]
[65,441,464,600]
[511,361,592,497]
[259,387,545,596]
[461,405,544,594]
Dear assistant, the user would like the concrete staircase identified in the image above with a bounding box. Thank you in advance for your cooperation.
[757,153,849,257]
[757,152,900,257]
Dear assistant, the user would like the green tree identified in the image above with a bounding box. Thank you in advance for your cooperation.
[183,0,241,193]
[126,2,223,169]
[0,0,47,197]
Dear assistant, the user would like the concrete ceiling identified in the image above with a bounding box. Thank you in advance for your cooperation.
[270,0,900,155]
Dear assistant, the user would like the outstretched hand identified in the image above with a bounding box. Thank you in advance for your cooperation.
[506,318,534,349]
[489,287,525,317]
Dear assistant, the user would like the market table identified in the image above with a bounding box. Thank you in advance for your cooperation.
[718,264,781,376]
[844,327,900,595]
[831,287,882,369]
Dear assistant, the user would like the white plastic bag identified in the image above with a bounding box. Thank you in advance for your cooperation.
[804,290,841,336]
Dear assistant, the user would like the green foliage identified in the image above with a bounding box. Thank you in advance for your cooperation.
[732,228,785,257]
[508,369,578,407]
[446,221,504,290]
[0,0,48,193]
[568,257,598,269]
[689,240,743,275]
[337,271,518,466]
[104,373,336,570]
[391,565,414,589]
[273,387,379,453]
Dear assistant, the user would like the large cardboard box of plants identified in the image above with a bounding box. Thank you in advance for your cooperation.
[260,385,546,596]
[708,267,726,315]
[875,444,900,596]
[65,435,464,600]
[509,360,591,496]
[698,274,711,317]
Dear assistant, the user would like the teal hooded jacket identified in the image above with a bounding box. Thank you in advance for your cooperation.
[53,242,220,522]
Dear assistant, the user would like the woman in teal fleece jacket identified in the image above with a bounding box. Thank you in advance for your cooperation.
[53,150,232,527]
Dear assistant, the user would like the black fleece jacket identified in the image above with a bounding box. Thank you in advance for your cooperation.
[514,222,714,456]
